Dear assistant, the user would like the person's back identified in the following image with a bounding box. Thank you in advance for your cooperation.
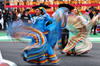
[12,11,17,21]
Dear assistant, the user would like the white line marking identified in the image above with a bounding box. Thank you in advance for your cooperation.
[0,36,31,41]
[0,36,100,40]
[0,36,100,43]
[0,36,9,39]
[89,38,100,39]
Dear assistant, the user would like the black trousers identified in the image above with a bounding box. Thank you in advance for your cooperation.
[3,20,7,30]
[91,25,97,34]
[61,29,69,49]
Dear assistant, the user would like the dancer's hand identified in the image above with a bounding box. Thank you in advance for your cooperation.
[28,20,32,24]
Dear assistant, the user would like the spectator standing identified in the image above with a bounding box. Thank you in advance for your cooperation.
[0,9,4,30]
[0,9,3,30]
[16,9,21,21]
[7,9,17,28]
[3,9,9,30]
[21,9,31,26]
[89,7,99,35]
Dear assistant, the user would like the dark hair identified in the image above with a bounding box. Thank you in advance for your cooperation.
[17,9,20,13]
[95,10,99,15]
[85,9,88,12]
[14,9,17,11]
[23,10,27,14]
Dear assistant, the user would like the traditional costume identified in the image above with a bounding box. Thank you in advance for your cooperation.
[62,9,100,55]
[8,4,61,65]
[54,4,74,50]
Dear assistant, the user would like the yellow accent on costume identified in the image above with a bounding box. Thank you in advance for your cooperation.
[39,7,45,10]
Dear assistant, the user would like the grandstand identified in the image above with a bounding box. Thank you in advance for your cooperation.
[4,0,100,13]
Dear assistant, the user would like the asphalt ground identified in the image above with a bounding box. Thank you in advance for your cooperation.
[0,42,100,66]
[0,30,100,66]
